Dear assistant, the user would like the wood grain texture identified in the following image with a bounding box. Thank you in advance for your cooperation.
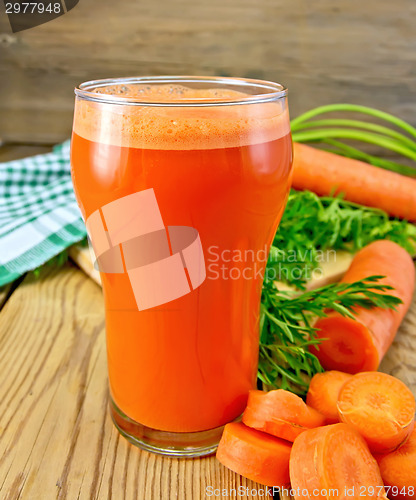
[69,245,101,286]
[1,0,416,143]
[1,263,415,500]
[380,285,416,396]
[0,283,13,310]
[0,265,270,500]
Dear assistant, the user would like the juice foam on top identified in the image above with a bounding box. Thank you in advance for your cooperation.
[73,84,290,150]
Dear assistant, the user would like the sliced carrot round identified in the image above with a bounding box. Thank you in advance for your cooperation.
[311,314,380,373]
[376,424,416,499]
[337,372,415,454]
[306,370,353,424]
[242,389,325,442]
[216,422,291,487]
[290,423,387,500]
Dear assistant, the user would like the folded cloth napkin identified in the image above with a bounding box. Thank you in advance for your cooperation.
[0,141,87,287]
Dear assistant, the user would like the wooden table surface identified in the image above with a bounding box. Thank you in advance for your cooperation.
[0,262,415,500]
[0,147,415,500]
[0,264,277,500]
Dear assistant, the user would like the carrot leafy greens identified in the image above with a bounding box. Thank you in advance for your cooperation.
[269,189,416,290]
[258,276,401,395]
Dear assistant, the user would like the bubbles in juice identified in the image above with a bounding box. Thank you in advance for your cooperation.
[74,83,290,150]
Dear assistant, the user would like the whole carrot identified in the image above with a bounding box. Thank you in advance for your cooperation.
[292,142,416,221]
[311,240,415,373]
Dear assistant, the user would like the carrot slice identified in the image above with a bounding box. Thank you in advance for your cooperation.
[242,389,325,442]
[306,371,353,424]
[337,372,415,454]
[290,423,388,499]
[292,142,416,221]
[311,240,415,373]
[375,424,416,499]
[216,422,291,487]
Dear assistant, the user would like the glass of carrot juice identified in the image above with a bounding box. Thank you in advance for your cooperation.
[70,76,292,457]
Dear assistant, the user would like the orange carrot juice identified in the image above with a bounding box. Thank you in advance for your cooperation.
[71,77,292,454]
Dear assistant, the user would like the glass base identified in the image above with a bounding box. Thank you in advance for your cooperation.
[110,397,229,457]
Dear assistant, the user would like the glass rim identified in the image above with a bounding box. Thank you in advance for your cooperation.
[74,75,288,107]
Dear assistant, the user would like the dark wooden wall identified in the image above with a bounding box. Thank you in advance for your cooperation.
[1,0,415,145]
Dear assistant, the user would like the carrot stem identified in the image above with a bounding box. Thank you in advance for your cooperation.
[292,128,416,161]
[292,119,416,152]
[260,345,309,387]
[321,138,416,176]
[290,103,416,139]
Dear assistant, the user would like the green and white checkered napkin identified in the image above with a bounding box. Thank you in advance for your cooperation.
[0,141,87,287]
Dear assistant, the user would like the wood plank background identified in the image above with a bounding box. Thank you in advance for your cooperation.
[1,0,416,144]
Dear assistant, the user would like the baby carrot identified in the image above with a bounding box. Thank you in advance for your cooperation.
[290,423,387,499]
[242,389,325,442]
[216,422,291,487]
[337,372,415,454]
[375,425,416,499]
[311,240,415,373]
[306,371,353,424]
[292,142,416,221]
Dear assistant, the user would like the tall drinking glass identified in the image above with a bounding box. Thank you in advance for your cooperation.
[70,76,292,457]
